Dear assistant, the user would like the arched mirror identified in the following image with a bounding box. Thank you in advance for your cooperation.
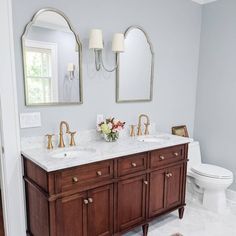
[22,8,83,106]
[116,26,154,103]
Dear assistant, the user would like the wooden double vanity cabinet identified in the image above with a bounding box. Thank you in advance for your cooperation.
[23,143,188,236]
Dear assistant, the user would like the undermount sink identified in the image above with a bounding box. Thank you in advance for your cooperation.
[50,147,97,159]
[137,135,170,143]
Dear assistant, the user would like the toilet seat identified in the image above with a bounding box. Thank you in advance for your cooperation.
[191,164,233,179]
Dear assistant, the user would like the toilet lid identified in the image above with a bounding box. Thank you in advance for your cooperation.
[191,164,233,179]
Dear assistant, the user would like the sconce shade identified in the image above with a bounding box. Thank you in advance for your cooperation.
[89,29,104,49]
[112,33,125,52]
[67,63,75,72]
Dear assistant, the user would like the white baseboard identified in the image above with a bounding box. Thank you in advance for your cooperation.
[226,189,236,203]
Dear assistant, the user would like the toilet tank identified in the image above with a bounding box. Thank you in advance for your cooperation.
[188,141,202,171]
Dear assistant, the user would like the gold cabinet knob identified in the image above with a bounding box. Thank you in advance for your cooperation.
[84,199,89,205]
[97,171,102,176]
[131,162,137,167]
[88,198,93,203]
[174,152,179,157]
[166,173,173,178]
[144,181,148,185]
[72,177,78,183]
[160,155,165,160]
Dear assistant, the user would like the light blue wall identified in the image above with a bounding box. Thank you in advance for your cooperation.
[12,0,201,137]
[194,0,236,190]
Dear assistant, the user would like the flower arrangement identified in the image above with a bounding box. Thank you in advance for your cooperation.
[97,117,125,142]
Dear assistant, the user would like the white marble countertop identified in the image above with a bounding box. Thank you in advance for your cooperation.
[21,133,192,172]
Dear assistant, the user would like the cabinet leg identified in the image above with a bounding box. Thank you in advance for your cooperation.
[142,223,149,236]
[178,207,185,219]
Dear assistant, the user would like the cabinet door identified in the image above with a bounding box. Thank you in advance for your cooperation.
[56,192,88,236]
[117,175,147,232]
[166,164,183,209]
[87,184,114,236]
[148,169,166,218]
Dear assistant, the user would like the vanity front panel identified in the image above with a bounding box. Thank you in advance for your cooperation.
[150,144,185,169]
[117,174,147,232]
[117,152,148,177]
[56,160,114,193]
[23,142,189,236]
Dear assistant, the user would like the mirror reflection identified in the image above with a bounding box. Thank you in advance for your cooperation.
[116,26,154,103]
[22,9,82,106]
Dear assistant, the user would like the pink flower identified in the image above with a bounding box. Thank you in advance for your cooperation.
[108,122,113,129]
[117,126,122,131]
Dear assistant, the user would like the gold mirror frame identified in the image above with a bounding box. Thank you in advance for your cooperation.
[116,25,154,103]
[21,8,83,106]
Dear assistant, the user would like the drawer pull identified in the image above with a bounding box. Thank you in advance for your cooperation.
[88,198,93,203]
[131,162,137,167]
[144,181,148,185]
[97,171,102,176]
[166,173,173,178]
[72,177,78,183]
[84,199,89,205]
[160,155,165,160]
[174,152,179,157]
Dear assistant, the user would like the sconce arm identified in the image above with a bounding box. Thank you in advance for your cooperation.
[94,49,118,72]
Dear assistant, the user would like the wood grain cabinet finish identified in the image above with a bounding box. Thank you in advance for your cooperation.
[148,164,184,218]
[150,145,184,168]
[55,160,114,193]
[118,153,147,177]
[23,143,188,236]
[56,192,88,236]
[148,169,166,217]
[55,185,113,236]
[165,164,184,209]
[117,175,147,231]
[87,185,114,236]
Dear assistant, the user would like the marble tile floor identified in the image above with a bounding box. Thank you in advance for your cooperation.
[124,198,236,236]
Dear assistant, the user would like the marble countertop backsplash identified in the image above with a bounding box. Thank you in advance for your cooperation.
[21,128,192,172]
[21,124,157,150]
[21,129,101,150]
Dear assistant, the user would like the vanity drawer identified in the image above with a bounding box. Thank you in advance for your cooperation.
[58,160,114,192]
[150,145,185,169]
[118,153,147,177]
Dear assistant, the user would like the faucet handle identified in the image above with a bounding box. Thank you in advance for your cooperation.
[45,134,54,150]
[144,123,150,135]
[69,131,77,146]
[130,125,136,137]
[137,125,142,136]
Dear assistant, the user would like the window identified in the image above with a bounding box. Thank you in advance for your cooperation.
[25,40,58,104]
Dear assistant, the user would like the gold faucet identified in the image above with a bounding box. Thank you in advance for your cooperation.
[58,121,70,148]
[137,114,150,136]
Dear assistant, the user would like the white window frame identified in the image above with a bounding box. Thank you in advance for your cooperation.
[25,39,59,102]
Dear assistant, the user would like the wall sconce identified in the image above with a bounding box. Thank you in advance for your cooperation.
[67,63,75,80]
[89,29,125,72]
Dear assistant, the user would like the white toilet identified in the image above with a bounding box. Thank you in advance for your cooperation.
[187,141,233,213]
